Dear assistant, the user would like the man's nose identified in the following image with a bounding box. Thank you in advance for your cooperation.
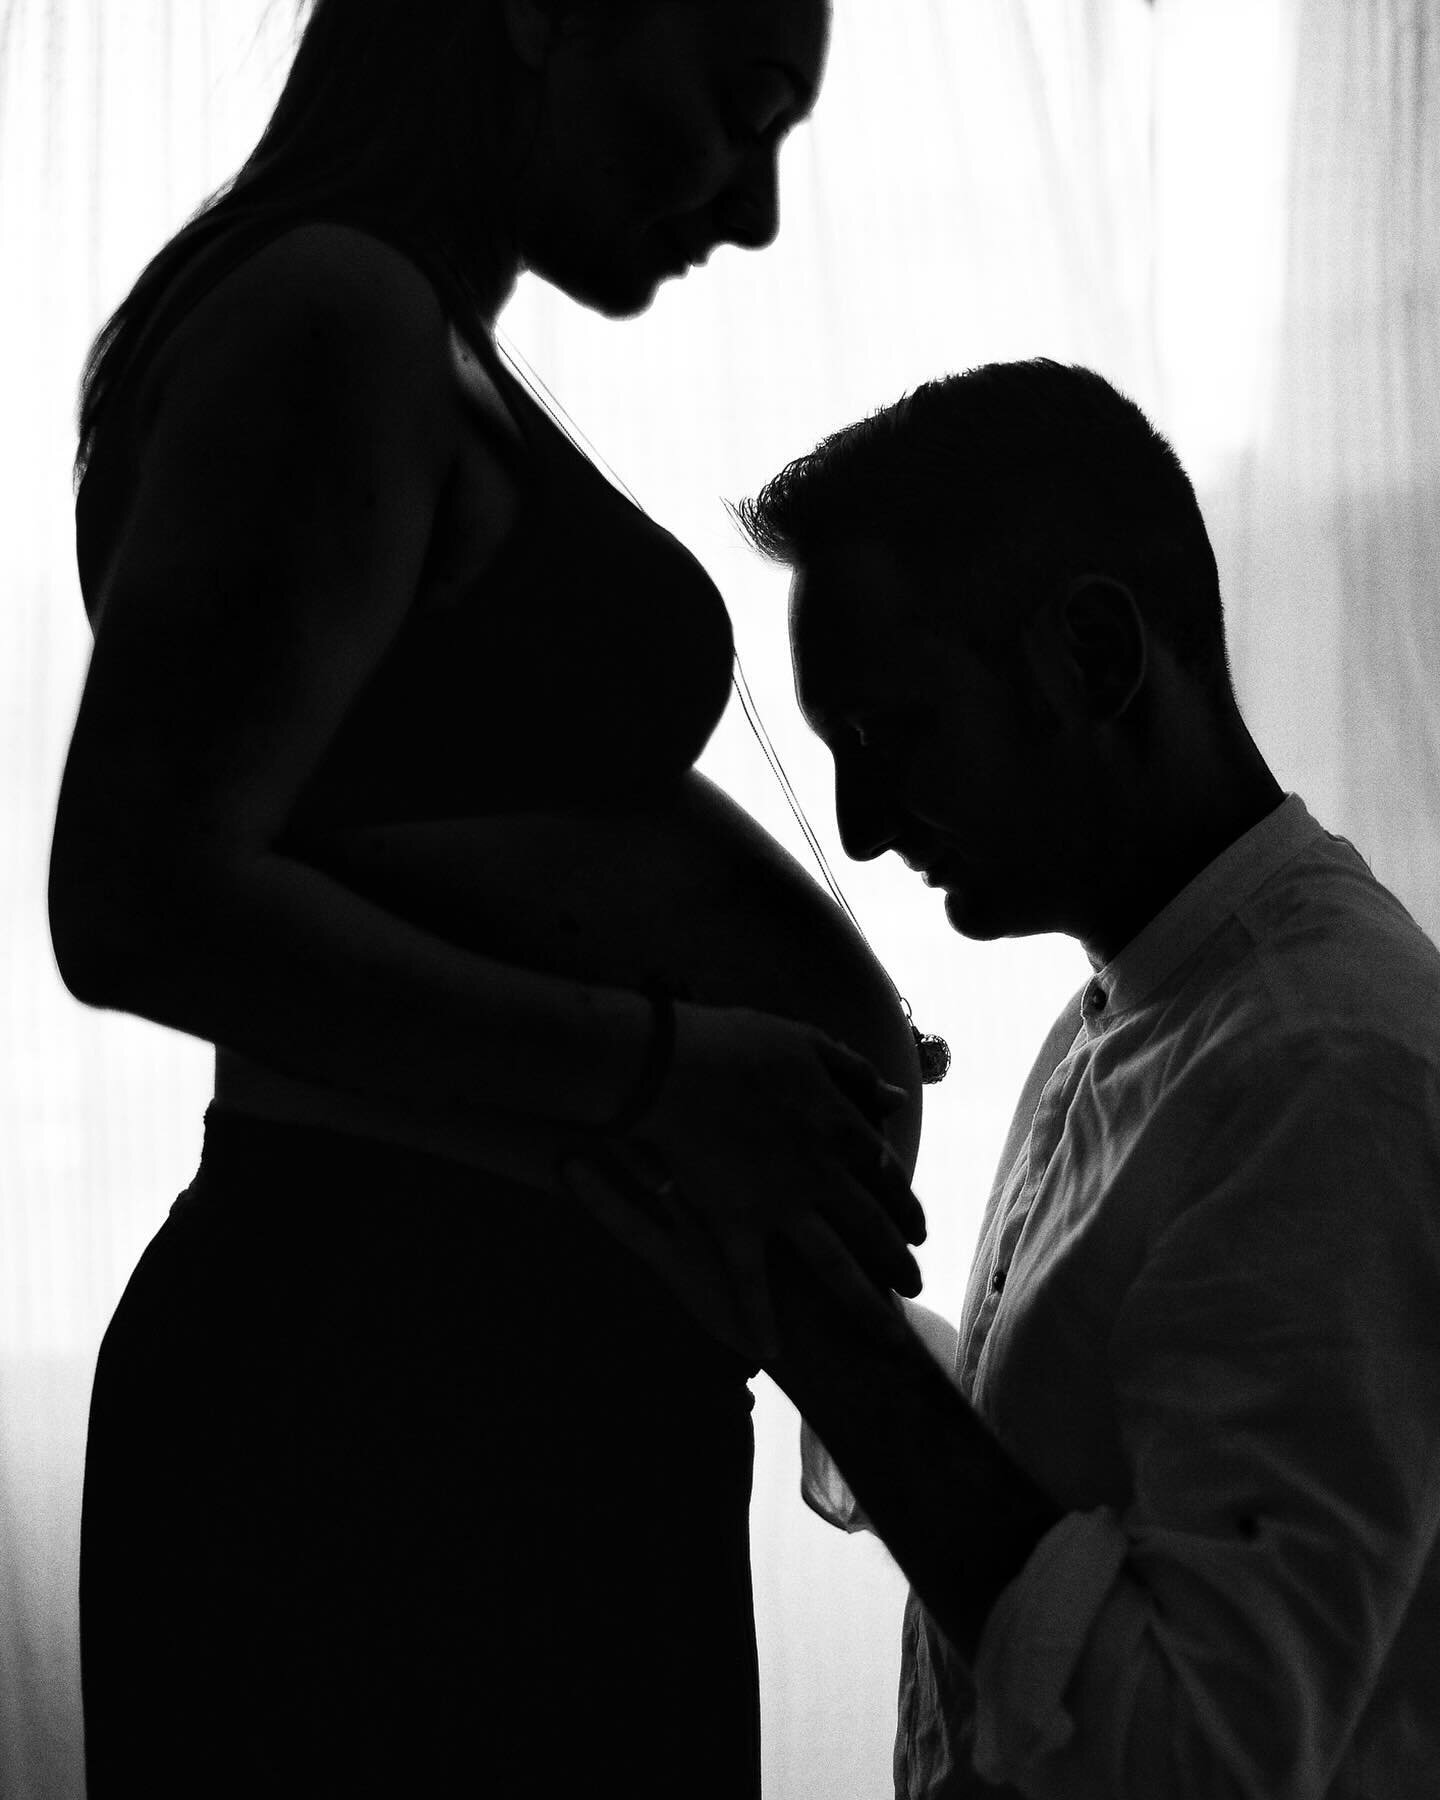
[835,762,902,863]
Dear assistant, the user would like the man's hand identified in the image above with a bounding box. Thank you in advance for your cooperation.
[557,1000,926,1363]
[558,1135,914,1364]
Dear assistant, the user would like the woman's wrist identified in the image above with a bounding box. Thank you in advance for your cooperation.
[597,987,677,1137]
[556,981,680,1133]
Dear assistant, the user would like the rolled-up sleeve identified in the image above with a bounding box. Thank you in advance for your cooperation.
[969,1038,1440,1799]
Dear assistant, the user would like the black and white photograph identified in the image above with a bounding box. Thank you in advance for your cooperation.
[3,2,1438,1795]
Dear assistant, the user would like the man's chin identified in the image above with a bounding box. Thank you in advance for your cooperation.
[941,884,1009,941]
[943,885,1059,946]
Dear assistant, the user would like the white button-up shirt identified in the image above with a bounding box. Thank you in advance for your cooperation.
[805,794,1440,1798]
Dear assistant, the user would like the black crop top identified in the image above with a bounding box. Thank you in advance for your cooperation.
[75,213,736,834]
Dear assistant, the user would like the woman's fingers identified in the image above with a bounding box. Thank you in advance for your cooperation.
[815,1033,910,1125]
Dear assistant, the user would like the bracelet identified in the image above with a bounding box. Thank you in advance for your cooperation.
[599,987,677,1138]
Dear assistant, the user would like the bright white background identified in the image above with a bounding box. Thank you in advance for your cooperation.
[2,2,1437,1795]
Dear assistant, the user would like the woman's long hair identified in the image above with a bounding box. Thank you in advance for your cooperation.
[74,0,519,489]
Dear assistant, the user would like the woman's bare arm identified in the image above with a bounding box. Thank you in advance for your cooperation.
[50,222,925,1296]
[50,223,654,1130]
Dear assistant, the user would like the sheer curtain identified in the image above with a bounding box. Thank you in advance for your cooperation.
[3,2,1435,1795]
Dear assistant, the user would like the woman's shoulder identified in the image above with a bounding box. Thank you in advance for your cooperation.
[146,218,454,389]
[79,213,524,610]
[140,217,523,463]
[78,216,509,526]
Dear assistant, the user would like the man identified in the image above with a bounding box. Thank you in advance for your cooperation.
[577,358,1440,1797]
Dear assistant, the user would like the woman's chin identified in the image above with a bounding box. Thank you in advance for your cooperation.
[591,280,668,319]
[542,243,688,319]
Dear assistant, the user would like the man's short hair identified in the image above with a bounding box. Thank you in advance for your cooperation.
[731,358,1233,705]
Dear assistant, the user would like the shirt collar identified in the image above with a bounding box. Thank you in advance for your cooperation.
[1080,793,1321,1027]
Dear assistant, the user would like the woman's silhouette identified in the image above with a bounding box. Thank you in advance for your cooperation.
[50,1,925,1791]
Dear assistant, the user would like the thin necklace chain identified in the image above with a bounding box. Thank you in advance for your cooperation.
[492,328,915,1029]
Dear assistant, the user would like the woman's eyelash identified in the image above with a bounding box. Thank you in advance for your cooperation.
[729,96,790,149]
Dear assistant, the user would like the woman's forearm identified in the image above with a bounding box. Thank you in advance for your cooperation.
[65,844,654,1132]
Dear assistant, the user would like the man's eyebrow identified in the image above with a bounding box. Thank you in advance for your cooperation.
[804,697,867,740]
[796,693,834,737]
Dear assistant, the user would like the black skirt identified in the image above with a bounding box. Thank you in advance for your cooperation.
[80,1104,760,1797]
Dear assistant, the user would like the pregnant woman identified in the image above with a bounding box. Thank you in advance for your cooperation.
[49,1,926,1792]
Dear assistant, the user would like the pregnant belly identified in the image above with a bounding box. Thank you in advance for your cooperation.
[232,770,924,1177]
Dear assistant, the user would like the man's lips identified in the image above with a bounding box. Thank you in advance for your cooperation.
[916,856,961,889]
[899,849,945,883]
[661,227,711,268]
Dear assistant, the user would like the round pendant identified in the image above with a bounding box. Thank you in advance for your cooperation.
[913,1028,952,1085]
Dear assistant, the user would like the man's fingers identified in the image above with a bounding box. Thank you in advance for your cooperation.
[558,1151,775,1363]
[816,1152,924,1296]
[733,1247,781,1365]
[784,1212,894,1322]
[878,1138,928,1245]
[556,1150,672,1256]
[826,1100,927,1249]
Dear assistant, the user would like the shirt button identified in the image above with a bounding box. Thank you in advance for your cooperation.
[991,1266,1007,1294]
[1085,979,1107,1013]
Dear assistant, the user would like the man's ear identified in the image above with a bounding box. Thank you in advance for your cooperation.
[1025,576,1147,724]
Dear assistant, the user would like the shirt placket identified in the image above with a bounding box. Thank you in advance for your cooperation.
[961,1041,1092,1405]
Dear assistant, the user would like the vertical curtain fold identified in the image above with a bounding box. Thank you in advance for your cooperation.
[1216,0,1440,937]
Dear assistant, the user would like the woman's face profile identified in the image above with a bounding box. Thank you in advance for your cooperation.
[509,0,831,316]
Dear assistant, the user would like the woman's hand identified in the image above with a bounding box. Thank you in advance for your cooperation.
[557,1001,927,1363]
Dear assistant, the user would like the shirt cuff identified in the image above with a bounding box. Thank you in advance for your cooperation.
[972,1506,1128,1782]
[800,1415,875,1532]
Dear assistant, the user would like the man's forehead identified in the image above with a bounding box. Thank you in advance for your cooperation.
[788,542,928,718]
[788,561,864,695]
[790,537,905,626]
